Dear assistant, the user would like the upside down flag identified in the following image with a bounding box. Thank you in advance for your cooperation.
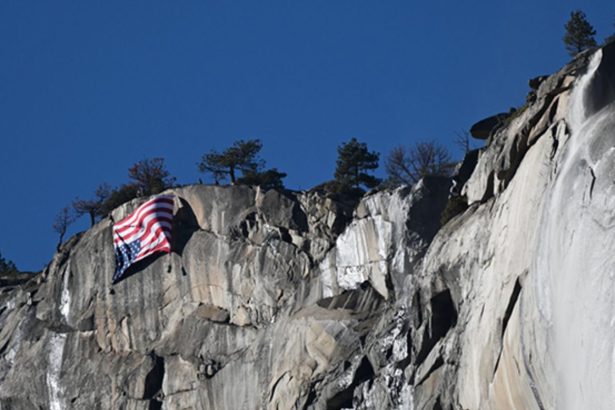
[112,194,175,283]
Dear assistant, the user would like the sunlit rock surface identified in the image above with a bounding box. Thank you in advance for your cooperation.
[1,42,615,409]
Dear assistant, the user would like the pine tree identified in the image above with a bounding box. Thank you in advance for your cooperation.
[237,168,287,190]
[334,138,380,191]
[198,139,264,184]
[563,10,597,56]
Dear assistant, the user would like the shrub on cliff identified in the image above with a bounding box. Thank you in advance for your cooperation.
[563,10,597,56]
[0,252,30,286]
[73,158,175,222]
[0,252,18,276]
[98,184,141,217]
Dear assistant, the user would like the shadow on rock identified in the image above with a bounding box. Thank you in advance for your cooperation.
[171,197,200,255]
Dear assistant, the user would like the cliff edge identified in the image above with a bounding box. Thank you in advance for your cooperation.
[2,41,615,409]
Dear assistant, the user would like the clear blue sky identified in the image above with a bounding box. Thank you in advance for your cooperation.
[1,1,613,271]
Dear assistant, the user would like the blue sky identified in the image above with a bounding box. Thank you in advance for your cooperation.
[1,1,613,271]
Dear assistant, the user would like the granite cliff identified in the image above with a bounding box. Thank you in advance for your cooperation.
[1,41,615,409]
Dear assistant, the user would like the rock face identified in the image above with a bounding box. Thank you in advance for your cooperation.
[469,112,510,140]
[2,42,615,409]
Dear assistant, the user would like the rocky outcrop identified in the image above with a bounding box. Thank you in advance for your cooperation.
[469,112,510,140]
[420,41,615,409]
[0,180,451,410]
[462,48,594,204]
[2,42,615,409]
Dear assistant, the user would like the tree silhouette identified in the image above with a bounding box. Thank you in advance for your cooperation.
[128,158,176,196]
[453,131,472,155]
[386,140,454,186]
[0,252,18,275]
[73,183,111,226]
[52,206,76,251]
[74,159,175,222]
[334,138,381,191]
[98,184,141,217]
[198,139,264,184]
[237,168,287,190]
[563,10,597,56]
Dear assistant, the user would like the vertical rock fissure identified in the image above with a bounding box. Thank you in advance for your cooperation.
[143,353,165,408]
[415,289,457,366]
[493,278,523,376]
[588,167,596,199]
[501,278,522,339]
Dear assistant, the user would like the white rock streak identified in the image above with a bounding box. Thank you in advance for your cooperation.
[59,266,70,322]
[46,333,67,410]
[317,189,415,301]
[335,215,393,298]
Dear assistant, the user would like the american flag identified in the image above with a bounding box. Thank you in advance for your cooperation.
[112,194,175,283]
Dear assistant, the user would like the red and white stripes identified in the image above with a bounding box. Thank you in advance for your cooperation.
[112,195,174,262]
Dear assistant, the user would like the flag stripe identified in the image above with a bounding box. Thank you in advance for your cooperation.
[138,223,171,248]
[138,224,170,250]
[113,196,173,230]
[137,241,169,260]
[113,208,173,238]
[114,200,174,232]
[113,214,173,244]
[113,209,173,246]
[112,195,175,283]
[136,231,171,259]
[137,243,171,261]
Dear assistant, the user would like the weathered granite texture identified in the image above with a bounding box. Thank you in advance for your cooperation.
[0,179,450,410]
[1,41,615,409]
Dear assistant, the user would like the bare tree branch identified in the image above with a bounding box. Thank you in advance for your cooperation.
[73,183,111,226]
[453,130,472,155]
[52,207,76,251]
[386,140,454,186]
